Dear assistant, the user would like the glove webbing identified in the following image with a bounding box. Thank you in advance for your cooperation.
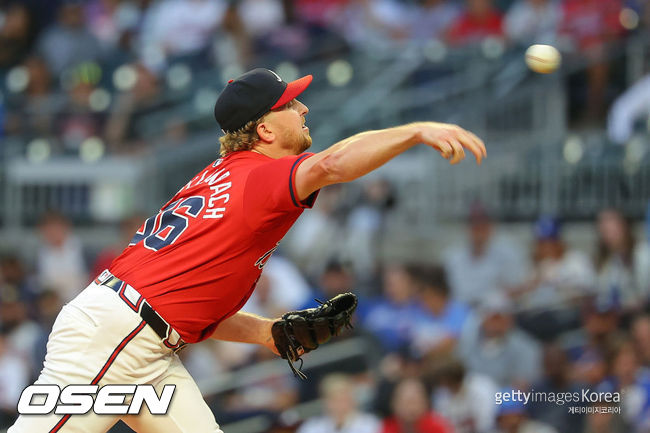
[281,297,355,380]
[280,323,307,380]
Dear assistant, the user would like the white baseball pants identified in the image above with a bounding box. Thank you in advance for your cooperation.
[9,280,223,433]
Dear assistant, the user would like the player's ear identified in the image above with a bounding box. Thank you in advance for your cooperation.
[256,122,275,143]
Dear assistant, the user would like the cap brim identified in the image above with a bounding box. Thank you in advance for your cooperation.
[271,75,313,109]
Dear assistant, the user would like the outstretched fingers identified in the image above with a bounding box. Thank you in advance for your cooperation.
[456,129,485,165]
[448,138,465,165]
[437,140,453,159]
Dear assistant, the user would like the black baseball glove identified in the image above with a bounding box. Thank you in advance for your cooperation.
[272,292,358,379]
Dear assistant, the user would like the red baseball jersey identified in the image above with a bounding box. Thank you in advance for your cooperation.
[109,151,318,343]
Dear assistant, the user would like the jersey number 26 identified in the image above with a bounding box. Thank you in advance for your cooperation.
[129,196,205,251]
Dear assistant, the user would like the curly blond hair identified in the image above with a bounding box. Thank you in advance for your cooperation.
[218,118,264,156]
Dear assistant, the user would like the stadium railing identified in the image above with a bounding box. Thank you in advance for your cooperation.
[3,36,650,235]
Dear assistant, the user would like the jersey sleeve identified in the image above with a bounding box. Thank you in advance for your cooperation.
[243,153,319,228]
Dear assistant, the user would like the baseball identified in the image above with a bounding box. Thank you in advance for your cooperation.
[525,44,561,74]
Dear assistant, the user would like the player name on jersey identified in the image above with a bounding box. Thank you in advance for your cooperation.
[181,158,231,219]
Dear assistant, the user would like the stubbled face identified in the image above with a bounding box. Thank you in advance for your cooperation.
[262,99,311,154]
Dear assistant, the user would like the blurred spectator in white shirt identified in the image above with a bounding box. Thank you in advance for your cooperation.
[36,211,88,303]
[432,358,498,433]
[139,0,225,70]
[334,0,410,50]
[504,0,562,46]
[237,0,285,39]
[607,74,650,145]
[514,216,595,339]
[0,298,41,380]
[516,216,595,310]
[0,328,29,428]
[458,294,542,387]
[342,179,396,281]
[244,255,311,317]
[36,0,103,75]
[297,373,381,433]
[444,204,528,307]
[286,186,346,278]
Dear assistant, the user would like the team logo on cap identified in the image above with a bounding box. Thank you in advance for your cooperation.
[269,70,282,82]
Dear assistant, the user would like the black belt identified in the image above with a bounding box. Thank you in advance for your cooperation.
[101,275,186,350]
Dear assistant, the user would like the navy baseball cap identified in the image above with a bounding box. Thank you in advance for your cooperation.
[214,68,313,133]
[497,397,526,416]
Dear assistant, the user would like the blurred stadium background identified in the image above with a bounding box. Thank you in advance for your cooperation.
[2,0,650,432]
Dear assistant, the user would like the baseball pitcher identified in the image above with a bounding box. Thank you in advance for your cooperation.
[9,68,486,433]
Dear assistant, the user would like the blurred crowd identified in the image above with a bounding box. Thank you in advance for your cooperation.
[2,177,650,433]
[0,0,648,157]
[3,0,650,432]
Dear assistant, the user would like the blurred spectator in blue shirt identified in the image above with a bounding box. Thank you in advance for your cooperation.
[493,396,558,433]
[36,0,103,75]
[408,265,471,361]
[408,0,460,43]
[361,265,420,353]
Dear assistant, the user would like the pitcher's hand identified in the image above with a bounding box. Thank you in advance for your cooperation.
[413,122,487,165]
